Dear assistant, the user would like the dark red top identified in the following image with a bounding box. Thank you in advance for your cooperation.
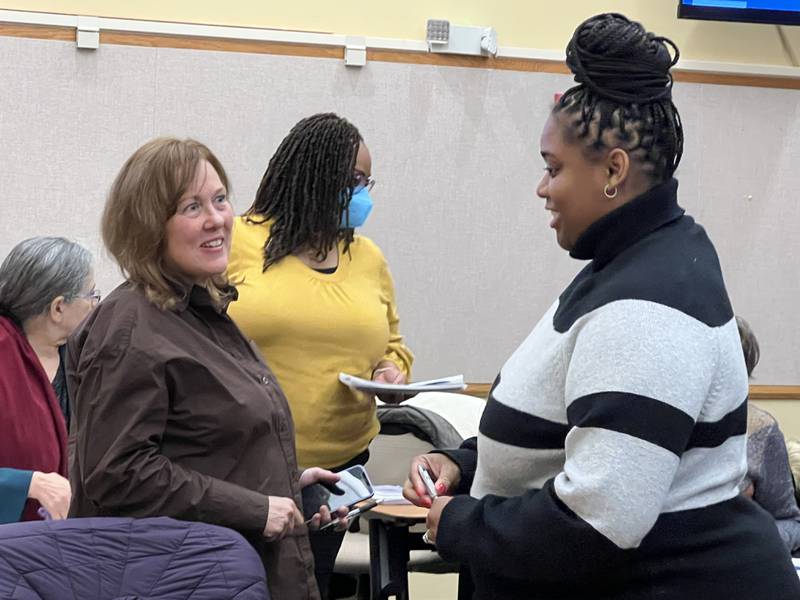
[0,316,68,521]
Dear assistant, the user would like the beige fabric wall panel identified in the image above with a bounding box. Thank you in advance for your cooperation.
[675,82,800,388]
[0,37,156,291]
[0,36,797,384]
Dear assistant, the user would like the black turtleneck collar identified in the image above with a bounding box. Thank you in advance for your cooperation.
[569,178,684,270]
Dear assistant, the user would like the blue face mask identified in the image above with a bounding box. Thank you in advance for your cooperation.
[341,187,373,228]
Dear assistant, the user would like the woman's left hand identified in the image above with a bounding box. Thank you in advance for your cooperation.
[372,361,408,404]
[424,496,453,545]
[373,362,406,385]
[299,467,350,531]
[299,467,339,489]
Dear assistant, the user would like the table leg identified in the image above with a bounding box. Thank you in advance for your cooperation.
[369,519,411,600]
[457,564,474,600]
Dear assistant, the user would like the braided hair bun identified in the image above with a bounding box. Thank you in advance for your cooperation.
[567,13,678,104]
[555,13,684,181]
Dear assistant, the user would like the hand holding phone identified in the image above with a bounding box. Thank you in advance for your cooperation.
[301,464,375,522]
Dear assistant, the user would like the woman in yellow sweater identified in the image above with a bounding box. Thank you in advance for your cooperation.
[227,113,413,598]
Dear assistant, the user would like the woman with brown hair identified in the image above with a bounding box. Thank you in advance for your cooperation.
[67,137,342,600]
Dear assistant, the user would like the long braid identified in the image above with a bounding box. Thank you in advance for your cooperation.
[555,13,684,183]
[246,113,361,270]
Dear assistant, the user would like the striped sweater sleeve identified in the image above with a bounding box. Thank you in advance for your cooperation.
[433,437,478,494]
[437,300,734,580]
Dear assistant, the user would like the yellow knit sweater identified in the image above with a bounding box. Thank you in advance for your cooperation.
[227,217,413,468]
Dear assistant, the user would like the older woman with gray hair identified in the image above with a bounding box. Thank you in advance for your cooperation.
[738,316,800,555]
[0,236,97,523]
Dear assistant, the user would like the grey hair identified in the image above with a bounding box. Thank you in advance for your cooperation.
[736,315,760,379]
[0,236,92,325]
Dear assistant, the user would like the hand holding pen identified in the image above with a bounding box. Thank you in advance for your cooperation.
[319,498,384,531]
[403,454,460,508]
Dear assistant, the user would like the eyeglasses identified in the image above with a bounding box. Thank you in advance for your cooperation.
[353,170,376,193]
[77,289,102,304]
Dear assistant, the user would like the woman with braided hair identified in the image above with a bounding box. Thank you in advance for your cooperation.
[403,13,799,599]
[227,113,413,597]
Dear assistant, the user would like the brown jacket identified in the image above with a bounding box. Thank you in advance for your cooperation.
[67,281,318,600]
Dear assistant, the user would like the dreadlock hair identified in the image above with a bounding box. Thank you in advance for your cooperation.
[554,13,684,184]
[246,113,362,271]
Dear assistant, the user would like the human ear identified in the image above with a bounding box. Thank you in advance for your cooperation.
[49,296,66,323]
[606,148,630,190]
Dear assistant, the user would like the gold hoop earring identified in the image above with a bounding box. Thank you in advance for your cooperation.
[604,184,618,199]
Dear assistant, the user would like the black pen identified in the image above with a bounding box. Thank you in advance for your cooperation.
[319,498,384,531]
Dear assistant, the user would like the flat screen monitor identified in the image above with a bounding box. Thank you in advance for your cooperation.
[678,1,800,26]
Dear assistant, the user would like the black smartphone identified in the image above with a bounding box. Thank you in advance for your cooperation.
[301,464,375,521]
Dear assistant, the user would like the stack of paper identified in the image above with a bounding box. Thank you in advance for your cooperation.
[339,372,466,395]
[372,484,412,505]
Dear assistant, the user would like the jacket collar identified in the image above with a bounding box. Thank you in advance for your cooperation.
[164,273,237,314]
[570,178,684,270]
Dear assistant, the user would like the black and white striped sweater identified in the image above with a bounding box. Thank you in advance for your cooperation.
[437,179,799,599]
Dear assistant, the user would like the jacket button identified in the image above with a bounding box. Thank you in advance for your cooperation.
[261,375,269,385]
